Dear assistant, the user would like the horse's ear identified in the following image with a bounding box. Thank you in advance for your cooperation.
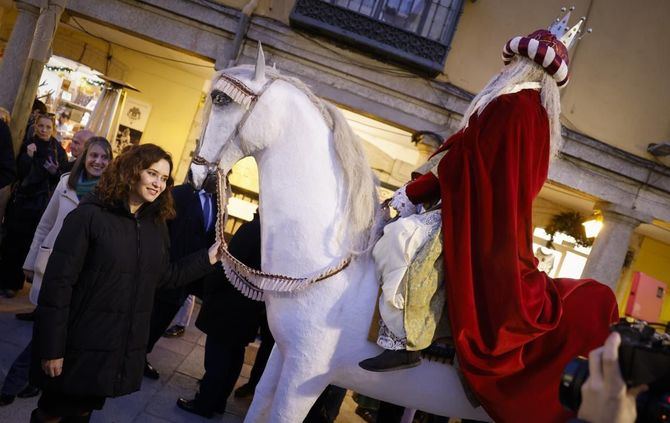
[254,42,266,82]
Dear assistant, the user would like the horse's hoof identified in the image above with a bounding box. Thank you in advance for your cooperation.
[358,349,421,372]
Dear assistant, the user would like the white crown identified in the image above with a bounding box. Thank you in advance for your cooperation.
[548,6,591,50]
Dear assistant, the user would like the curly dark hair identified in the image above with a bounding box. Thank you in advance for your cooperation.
[96,143,176,221]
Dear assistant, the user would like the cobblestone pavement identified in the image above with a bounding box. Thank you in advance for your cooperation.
[0,287,364,422]
[0,287,248,422]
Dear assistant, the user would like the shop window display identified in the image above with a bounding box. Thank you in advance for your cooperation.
[113,97,151,156]
[37,56,105,156]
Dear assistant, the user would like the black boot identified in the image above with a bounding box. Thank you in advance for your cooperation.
[15,311,36,321]
[144,361,160,380]
[163,325,185,338]
[358,349,421,372]
[0,394,15,406]
[62,413,92,423]
[233,382,255,398]
[29,409,52,423]
[17,385,40,398]
[176,398,213,418]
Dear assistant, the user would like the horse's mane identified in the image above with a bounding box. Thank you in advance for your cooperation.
[325,101,381,254]
[215,67,380,253]
[267,70,380,253]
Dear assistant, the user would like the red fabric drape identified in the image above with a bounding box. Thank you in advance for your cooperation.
[406,90,618,422]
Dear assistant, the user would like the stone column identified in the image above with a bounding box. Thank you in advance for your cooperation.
[0,1,40,112]
[10,0,67,152]
[581,202,652,292]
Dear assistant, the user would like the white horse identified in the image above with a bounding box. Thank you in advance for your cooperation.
[189,46,491,423]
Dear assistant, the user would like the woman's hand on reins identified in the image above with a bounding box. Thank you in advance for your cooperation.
[208,241,222,265]
[42,358,64,377]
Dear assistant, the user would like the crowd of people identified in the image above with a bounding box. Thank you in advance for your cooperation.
[0,69,650,423]
[0,106,221,421]
[0,103,352,422]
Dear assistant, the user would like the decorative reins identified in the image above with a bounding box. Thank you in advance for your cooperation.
[193,73,353,301]
[211,170,352,301]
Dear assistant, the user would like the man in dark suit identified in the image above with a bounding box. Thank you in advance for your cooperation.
[176,213,265,418]
[175,214,347,420]
[144,175,218,379]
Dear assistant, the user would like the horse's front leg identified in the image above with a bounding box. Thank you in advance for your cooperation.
[267,350,333,423]
[244,346,283,423]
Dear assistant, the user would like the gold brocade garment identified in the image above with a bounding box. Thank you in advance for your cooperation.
[404,226,446,351]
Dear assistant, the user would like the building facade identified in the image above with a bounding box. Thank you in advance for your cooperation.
[1,0,669,323]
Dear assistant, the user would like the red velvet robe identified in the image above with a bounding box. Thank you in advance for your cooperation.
[405,89,618,422]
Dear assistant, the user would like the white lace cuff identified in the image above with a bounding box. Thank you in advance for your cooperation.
[389,185,419,217]
[377,319,407,350]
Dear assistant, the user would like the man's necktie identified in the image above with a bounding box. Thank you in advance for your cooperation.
[202,193,212,232]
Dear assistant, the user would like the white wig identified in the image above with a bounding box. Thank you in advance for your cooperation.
[459,56,563,160]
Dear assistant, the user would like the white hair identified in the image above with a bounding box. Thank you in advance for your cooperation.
[459,56,563,160]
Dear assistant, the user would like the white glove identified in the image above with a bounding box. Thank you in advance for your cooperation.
[389,185,419,217]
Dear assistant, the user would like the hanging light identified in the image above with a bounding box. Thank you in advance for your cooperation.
[582,218,603,238]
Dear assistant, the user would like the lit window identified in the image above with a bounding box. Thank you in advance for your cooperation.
[558,252,587,279]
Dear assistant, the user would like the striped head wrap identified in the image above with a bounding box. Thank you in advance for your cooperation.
[502,29,570,87]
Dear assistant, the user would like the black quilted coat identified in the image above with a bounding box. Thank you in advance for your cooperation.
[32,192,214,397]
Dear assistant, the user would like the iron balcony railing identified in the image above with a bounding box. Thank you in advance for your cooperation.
[290,0,463,74]
[325,0,459,44]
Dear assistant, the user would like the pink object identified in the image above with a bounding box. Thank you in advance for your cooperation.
[625,272,667,323]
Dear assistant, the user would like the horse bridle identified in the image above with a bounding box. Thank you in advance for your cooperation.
[192,75,273,174]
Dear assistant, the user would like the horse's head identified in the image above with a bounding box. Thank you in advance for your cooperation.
[189,44,271,189]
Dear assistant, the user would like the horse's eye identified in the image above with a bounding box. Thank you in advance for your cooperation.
[211,90,232,107]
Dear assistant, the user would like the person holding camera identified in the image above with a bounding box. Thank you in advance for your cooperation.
[575,331,648,423]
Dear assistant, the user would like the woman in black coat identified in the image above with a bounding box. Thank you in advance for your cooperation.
[0,113,68,296]
[31,144,220,422]
[0,118,16,232]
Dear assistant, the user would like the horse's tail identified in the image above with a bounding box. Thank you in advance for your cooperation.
[323,101,381,255]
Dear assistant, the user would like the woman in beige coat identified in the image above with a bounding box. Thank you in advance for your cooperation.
[23,137,114,303]
[0,137,112,408]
